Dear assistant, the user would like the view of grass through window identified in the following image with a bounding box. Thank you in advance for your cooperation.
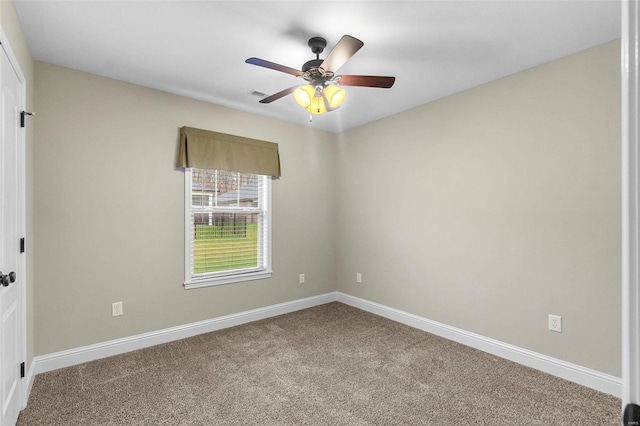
[193,220,258,273]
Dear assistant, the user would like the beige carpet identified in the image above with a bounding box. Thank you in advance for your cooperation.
[18,302,620,425]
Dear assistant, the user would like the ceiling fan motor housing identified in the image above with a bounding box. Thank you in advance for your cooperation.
[302,59,323,73]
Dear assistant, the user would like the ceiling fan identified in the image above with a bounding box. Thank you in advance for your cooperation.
[245,35,395,115]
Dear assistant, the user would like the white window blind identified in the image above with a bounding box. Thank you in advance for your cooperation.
[184,168,272,288]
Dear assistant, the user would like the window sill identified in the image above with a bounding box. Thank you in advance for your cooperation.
[184,270,273,289]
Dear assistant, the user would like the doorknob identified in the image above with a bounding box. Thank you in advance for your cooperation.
[0,271,16,287]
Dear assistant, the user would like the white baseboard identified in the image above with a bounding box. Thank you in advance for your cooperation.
[335,292,622,398]
[33,292,335,375]
[30,291,621,399]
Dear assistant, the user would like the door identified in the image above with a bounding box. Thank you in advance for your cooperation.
[0,41,23,426]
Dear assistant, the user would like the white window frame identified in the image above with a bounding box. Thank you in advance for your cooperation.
[183,168,272,289]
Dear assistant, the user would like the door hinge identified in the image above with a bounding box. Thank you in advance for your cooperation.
[20,111,35,128]
[20,362,25,378]
[20,237,24,253]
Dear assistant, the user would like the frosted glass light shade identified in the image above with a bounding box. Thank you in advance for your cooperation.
[324,85,346,109]
[307,96,327,115]
[293,85,314,108]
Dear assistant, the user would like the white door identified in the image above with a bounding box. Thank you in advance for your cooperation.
[0,42,23,426]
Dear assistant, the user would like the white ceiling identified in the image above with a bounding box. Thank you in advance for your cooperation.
[14,1,621,133]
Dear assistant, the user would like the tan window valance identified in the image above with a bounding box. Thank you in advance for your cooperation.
[177,126,281,177]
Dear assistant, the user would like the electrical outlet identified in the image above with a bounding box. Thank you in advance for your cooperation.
[548,314,562,333]
[299,273,305,284]
[112,301,123,317]
[356,273,362,283]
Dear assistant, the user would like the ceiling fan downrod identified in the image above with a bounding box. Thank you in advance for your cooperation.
[308,37,326,58]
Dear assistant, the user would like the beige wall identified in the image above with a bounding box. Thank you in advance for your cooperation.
[0,0,35,370]
[33,62,336,355]
[336,40,621,376]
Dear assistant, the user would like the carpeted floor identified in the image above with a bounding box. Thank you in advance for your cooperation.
[18,302,620,425]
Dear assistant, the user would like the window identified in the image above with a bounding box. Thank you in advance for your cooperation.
[177,126,279,288]
[184,168,272,288]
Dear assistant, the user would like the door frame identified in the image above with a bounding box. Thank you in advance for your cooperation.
[623,0,640,414]
[0,23,27,413]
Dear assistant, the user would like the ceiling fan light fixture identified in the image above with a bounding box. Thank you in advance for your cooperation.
[295,84,346,115]
[294,85,315,108]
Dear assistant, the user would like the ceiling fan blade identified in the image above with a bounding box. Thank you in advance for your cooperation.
[320,35,364,73]
[259,86,298,104]
[337,75,396,88]
[245,57,304,77]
